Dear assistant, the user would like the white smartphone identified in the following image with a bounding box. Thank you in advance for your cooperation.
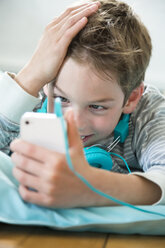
[20,112,67,153]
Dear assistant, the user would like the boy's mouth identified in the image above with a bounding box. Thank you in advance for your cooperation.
[81,135,93,143]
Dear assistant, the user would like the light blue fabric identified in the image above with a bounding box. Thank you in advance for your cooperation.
[0,151,165,235]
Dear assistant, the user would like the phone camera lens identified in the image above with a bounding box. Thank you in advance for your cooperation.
[25,121,30,125]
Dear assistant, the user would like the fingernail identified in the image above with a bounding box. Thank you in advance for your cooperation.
[91,1,100,6]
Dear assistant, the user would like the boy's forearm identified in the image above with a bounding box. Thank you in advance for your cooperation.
[87,168,161,206]
[0,72,41,154]
[15,66,42,97]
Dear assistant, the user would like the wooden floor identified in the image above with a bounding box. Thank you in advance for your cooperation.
[0,223,165,248]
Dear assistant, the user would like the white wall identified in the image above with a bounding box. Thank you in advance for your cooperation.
[0,0,164,89]
[0,0,73,71]
[125,0,165,89]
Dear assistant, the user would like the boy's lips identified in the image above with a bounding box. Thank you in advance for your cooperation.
[80,134,93,143]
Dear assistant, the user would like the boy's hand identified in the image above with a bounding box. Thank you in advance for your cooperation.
[10,110,94,208]
[14,2,100,97]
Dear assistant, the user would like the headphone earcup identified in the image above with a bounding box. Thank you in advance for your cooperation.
[84,147,112,171]
[37,98,47,113]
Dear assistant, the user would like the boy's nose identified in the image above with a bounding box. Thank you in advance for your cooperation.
[73,108,87,132]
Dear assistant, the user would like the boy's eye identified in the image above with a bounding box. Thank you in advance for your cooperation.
[59,96,69,103]
[54,95,70,104]
[89,104,106,111]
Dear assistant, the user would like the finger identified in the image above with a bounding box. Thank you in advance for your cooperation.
[10,139,57,163]
[18,185,53,207]
[58,3,99,33]
[51,4,98,44]
[60,16,88,47]
[50,2,99,43]
[13,167,40,191]
[11,152,44,177]
[65,110,83,151]
[58,2,99,26]
[48,4,87,27]
[14,164,61,196]
[48,2,99,28]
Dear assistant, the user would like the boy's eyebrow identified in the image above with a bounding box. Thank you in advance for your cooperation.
[54,85,115,103]
[91,98,115,103]
[54,85,67,96]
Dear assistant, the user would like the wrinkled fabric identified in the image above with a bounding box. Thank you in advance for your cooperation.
[0,151,165,235]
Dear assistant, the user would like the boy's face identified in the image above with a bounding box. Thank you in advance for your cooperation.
[53,58,125,147]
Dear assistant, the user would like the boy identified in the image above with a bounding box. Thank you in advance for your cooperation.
[0,0,165,208]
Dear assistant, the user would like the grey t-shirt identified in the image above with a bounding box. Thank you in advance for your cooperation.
[104,85,165,176]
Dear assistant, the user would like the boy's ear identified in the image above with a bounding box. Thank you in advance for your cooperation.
[123,83,144,114]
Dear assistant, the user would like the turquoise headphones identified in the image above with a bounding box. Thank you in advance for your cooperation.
[83,113,130,171]
[37,98,130,172]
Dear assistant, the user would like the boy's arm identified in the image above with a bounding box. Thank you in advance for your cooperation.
[87,169,162,206]
[131,98,165,206]
[13,3,99,98]
[0,2,100,155]
[0,72,41,154]
[10,110,162,208]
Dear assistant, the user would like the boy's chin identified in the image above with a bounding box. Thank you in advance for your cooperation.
[83,134,112,148]
[82,136,102,148]
[82,139,95,148]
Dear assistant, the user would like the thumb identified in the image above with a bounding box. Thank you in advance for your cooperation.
[64,110,83,151]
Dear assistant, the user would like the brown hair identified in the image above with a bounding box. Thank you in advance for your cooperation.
[67,0,152,103]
